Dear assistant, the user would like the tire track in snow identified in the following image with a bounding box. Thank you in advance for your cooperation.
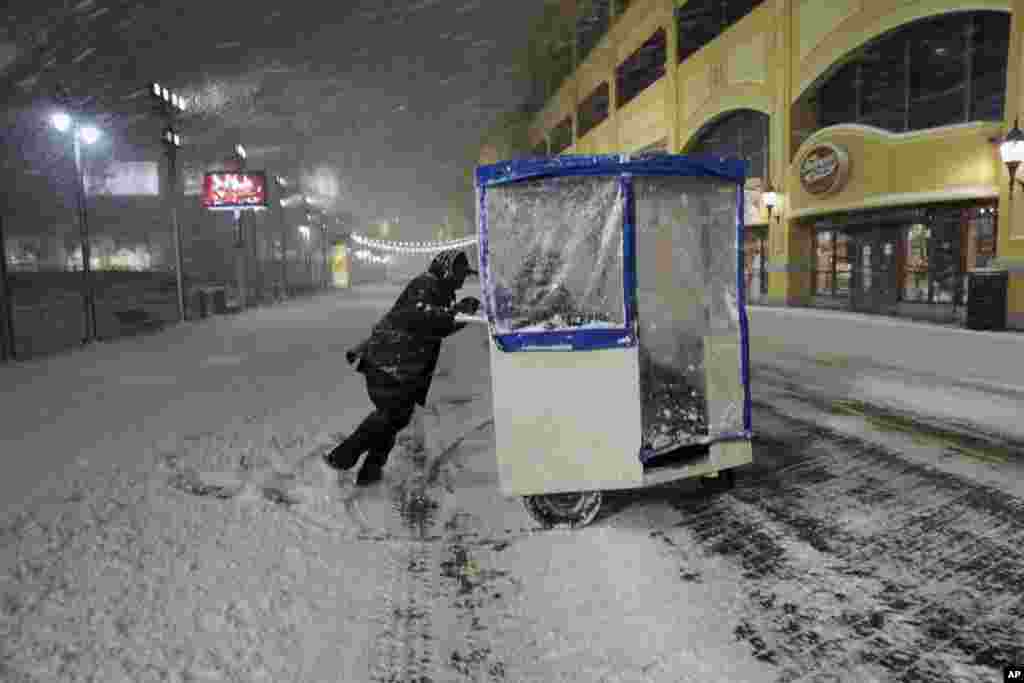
[657,403,1024,682]
[368,445,442,682]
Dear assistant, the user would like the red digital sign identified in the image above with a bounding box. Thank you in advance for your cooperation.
[201,172,268,210]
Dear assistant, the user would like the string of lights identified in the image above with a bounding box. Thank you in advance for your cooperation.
[350,232,477,254]
[352,249,391,265]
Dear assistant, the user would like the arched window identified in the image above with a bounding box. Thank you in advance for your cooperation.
[812,11,1009,134]
[687,109,769,182]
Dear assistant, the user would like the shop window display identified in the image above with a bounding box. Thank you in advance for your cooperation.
[814,231,850,297]
[903,224,929,302]
[743,232,767,302]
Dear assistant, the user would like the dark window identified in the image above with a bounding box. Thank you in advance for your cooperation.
[578,82,610,138]
[818,63,858,127]
[859,35,907,130]
[813,11,1009,134]
[577,0,611,65]
[688,109,769,181]
[550,117,573,155]
[908,14,967,130]
[677,0,764,63]
[616,28,666,108]
[971,12,1011,120]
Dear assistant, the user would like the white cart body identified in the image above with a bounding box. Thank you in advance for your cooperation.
[475,155,753,498]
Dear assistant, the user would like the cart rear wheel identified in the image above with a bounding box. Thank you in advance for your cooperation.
[523,491,603,529]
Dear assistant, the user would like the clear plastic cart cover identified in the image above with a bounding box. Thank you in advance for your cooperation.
[634,176,743,451]
[484,176,626,334]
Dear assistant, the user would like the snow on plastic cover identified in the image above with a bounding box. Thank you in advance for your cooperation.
[634,175,742,451]
[485,176,625,333]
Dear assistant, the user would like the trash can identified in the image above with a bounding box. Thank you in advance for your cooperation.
[965,269,1008,331]
[211,288,228,315]
[190,290,208,319]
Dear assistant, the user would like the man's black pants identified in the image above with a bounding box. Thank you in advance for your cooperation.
[325,367,418,472]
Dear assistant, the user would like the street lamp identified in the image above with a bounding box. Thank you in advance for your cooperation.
[762,178,781,223]
[51,109,101,343]
[273,175,290,297]
[298,225,312,288]
[149,82,188,322]
[1000,116,1024,198]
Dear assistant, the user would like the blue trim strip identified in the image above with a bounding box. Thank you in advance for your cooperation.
[621,175,638,335]
[736,184,753,434]
[476,154,748,187]
[494,327,634,352]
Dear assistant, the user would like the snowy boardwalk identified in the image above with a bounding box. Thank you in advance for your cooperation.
[1,288,1022,682]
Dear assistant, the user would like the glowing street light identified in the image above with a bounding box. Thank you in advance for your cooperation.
[151,82,188,112]
[79,125,101,145]
[51,111,71,132]
[49,108,103,343]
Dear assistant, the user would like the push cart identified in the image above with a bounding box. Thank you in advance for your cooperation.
[474,154,753,528]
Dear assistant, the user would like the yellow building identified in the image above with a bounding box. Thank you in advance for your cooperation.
[483,0,1024,330]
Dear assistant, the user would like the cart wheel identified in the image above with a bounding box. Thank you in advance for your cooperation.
[699,469,736,494]
[522,491,603,529]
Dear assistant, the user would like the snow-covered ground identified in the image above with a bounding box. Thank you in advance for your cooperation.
[0,284,773,682]
[1,287,1021,682]
[747,305,1024,442]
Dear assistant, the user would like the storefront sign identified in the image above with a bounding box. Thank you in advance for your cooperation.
[799,143,850,196]
[201,172,268,211]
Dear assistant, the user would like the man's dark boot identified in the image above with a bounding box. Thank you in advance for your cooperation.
[356,461,384,486]
[324,423,376,471]
[356,446,391,486]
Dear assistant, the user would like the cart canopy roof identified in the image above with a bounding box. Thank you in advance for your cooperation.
[476,154,748,188]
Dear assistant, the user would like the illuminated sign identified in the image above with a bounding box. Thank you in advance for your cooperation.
[799,143,850,196]
[331,244,350,288]
[201,171,268,210]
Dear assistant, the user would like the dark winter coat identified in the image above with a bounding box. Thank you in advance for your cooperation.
[349,250,468,406]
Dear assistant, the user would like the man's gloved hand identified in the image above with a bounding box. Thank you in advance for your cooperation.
[453,296,481,315]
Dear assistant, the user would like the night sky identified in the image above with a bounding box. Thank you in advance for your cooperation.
[0,0,545,239]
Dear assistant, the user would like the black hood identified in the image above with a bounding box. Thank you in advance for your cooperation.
[427,249,476,281]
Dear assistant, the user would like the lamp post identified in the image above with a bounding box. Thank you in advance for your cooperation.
[274,175,289,298]
[298,224,312,288]
[148,82,188,322]
[0,213,14,360]
[51,109,101,344]
[231,144,248,308]
[321,220,329,290]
